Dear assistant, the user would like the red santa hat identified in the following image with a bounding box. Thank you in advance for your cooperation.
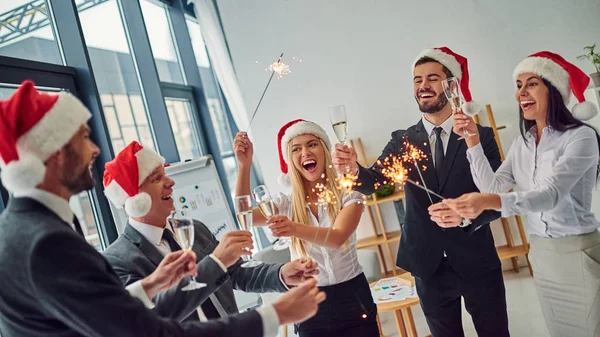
[0,80,92,194]
[277,119,331,186]
[513,51,598,121]
[103,141,165,217]
[412,46,481,116]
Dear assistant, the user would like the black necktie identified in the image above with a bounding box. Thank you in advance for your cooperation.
[434,127,445,181]
[72,216,84,238]
[161,229,182,252]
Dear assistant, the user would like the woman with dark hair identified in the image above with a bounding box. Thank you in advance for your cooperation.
[436,51,600,337]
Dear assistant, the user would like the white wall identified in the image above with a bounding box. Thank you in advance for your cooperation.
[217,0,600,270]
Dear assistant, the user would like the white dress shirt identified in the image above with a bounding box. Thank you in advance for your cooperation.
[422,114,453,163]
[274,191,364,286]
[128,218,280,337]
[13,189,152,306]
[467,125,600,238]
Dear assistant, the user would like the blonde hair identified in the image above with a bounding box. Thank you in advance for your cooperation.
[287,137,344,257]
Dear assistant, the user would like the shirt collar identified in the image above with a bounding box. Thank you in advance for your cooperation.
[527,124,555,140]
[422,114,454,137]
[128,217,166,246]
[14,188,73,224]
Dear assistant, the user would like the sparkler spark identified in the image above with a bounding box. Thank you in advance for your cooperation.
[267,60,291,79]
[307,174,338,207]
[374,140,445,201]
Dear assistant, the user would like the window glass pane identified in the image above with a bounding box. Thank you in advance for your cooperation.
[140,0,184,84]
[185,18,210,68]
[0,0,62,64]
[165,97,203,161]
[185,18,232,154]
[77,0,158,153]
[222,156,238,201]
[70,193,102,251]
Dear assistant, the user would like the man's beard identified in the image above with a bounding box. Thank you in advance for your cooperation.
[415,91,448,114]
[60,144,96,194]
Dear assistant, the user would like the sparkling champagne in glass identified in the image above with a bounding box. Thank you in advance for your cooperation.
[442,77,477,139]
[168,210,206,291]
[329,105,348,144]
[235,195,263,268]
[253,185,290,251]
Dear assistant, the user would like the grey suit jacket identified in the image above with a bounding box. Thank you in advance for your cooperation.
[103,220,287,322]
[0,197,263,337]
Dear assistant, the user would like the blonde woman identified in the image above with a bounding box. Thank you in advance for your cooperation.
[234,119,379,337]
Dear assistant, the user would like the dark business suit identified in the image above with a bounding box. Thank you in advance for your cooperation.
[0,197,263,337]
[354,120,509,337]
[103,221,287,322]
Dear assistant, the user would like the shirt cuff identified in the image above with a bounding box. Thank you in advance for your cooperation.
[209,254,228,272]
[498,192,517,218]
[126,280,155,309]
[257,305,280,337]
[278,267,290,290]
[466,142,485,162]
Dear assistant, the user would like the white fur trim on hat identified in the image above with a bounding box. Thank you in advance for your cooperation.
[16,92,92,162]
[124,192,152,217]
[278,173,291,187]
[104,179,130,209]
[135,147,165,185]
[0,152,46,194]
[513,56,571,104]
[412,49,462,79]
[572,101,599,121]
[279,121,331,165]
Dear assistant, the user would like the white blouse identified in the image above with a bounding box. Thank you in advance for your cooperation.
[273,191,365,286]
[467,125,600,238]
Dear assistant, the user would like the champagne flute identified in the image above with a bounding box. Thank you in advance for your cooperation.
[330,105,351,174]
[235,195,263,268]
[442,77,477,140]
[253,185,290,251]
[168,210,206,291]
[329,105,348,145]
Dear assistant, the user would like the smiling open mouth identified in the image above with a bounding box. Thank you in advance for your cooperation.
[419,92,435,99]
[302,160,317,173]
[521,100,536,110]
[161,194,172,201]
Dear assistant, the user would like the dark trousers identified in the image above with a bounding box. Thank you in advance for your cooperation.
[296,273,379,337]
[415,259,510,337]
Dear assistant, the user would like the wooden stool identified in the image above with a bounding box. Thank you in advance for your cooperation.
[370,274,420,337]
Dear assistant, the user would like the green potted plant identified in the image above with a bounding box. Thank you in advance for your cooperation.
[577,43,600,87]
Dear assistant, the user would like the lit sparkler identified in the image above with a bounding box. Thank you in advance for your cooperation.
[375,140,445,201]
[246,52,290,131]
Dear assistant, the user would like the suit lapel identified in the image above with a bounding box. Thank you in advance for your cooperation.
[123,224,165,267]
[411,121,439,192]
[439,131,464,191]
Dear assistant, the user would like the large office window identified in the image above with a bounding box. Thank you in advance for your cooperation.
[77,0,158,154]
[0,0,62,64]
[140,0,185,84]
[186,17,238,196]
